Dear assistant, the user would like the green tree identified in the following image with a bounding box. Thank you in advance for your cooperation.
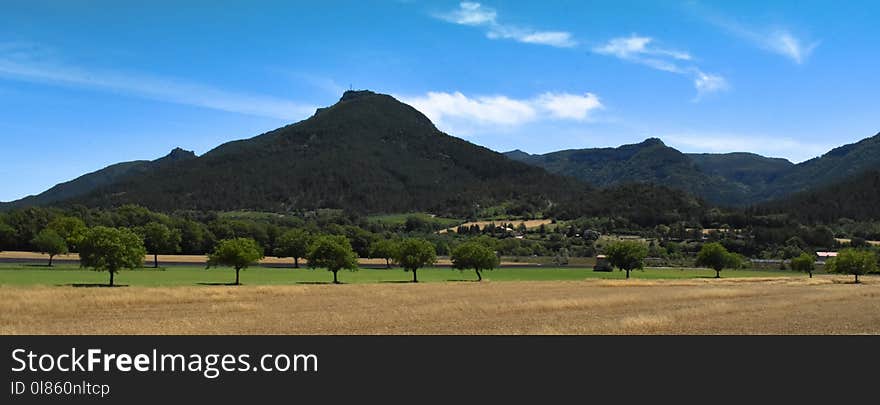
[31,229,68,266]
[370,239,399,269]
[206,238,264,285]
[790,253,817,278]
[0,220,14,251]
[826,248,878,284]
[307,235,358,284]
[273,229,312,268]
[47,216,87,252]
[138,222,181,268]
[79,226,146,286]
[394,238,436,283]
[451,242,499,282]
[695,242,741,278]
[604,241,648,279]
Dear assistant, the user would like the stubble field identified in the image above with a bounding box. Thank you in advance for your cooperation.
[1,275,878,335]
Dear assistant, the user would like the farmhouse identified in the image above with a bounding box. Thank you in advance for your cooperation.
[816,252,837,262]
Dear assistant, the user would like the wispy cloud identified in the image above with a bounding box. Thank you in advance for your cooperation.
[0,43,315,120]
[401,91,602,134]
[665,132,829,162]
[437,2,576,48]
[593,35,692,65]
[593,35,727,99]
[690,6,818,64]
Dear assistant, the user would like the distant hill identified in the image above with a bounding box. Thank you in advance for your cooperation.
[756,133,880,201]
[507,133,880,207]
[505,138,758,205]
[757,169,880,222]
[0,148,196,209]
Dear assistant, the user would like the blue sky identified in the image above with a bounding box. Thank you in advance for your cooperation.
[1,0,878,202]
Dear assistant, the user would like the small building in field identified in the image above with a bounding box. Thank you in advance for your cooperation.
[816,252,837,262]
[593,255,612,272]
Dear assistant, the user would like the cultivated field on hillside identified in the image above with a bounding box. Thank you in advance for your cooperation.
[1,276,877,334]
[439,219,553,233]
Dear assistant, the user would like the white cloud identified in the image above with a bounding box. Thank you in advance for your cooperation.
[444,1,496,26]
[401,91,602,134]
[691,6,818,64]
[438,2,577,48]
[535,92,602,120]
[693,71,729,99]
[0,43,314,120]
[761,29,818,64]
[593,35,727,98]
[593,35,691,61]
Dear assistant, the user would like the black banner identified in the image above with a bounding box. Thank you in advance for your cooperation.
[1,336,875,403]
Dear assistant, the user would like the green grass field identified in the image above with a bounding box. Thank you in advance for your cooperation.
[0,263,805,287]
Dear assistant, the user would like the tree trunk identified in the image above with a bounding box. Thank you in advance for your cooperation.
[48,255,54,267]
[855,274,860,284]
[109,271,115,287]
[333,270,339,284]
[809,271,812,278]
[715,269,721,278]
[386,258,391,269]
[294,257,299,269]
[154,253,159,268]
[235,268,240,285]
[625,269,630,279]
[412,269,418,283]
[475,269,482,282]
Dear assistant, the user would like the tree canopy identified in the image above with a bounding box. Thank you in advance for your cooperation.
[790,253,816,278]
[306,235,358,284]
[394,238,436,283]
[695,242,742,278]
[31,228,68,266]
[79,226,146,286]
[47,216,86,252]
[206,238,264,285]
[138,222,181,268]
[826,248,878,284]
[603,241,648,279]
[370,239,400,269]
[451,242,499,282]
[274,228,312,268]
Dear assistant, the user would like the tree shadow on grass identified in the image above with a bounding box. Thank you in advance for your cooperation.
[196,282,241,286]
[61,283,129,288]
[446,279,482,282]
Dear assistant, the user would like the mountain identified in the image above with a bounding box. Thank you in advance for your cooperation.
[687,152,793,189]
[755,133,880,201]
[507,133,880,207]
[0,148,196,209]
[45,90,620,217]
[758,169,880,222]
[505,138,756,205]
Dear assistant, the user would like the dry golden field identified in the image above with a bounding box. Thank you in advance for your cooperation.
[2,276,878,335]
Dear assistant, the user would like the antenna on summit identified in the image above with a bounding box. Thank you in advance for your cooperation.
[349,83,353,91]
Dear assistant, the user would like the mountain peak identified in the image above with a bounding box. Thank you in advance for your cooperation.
[166,147,196,159]
[340,89,379,102]
[154,147,197,164]
[641,137,666,147]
